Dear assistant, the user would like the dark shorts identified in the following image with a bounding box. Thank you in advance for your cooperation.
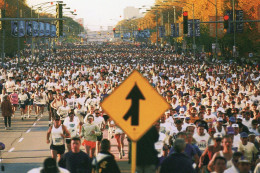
[12,104,18,107]
[97,132,103,141]
[50,144,65,154]
[28,100,33,105]
[20,104,26,109]
[37,104,45,107]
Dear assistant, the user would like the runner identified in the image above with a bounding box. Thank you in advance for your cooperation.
[46,116,70,161]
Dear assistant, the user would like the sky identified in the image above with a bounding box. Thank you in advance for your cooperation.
[26,0,155,31]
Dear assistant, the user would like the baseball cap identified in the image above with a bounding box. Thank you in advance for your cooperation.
[237,115,243,120]
[240,132,248,138]
[213,133,223,139]
[229,117,236,123]
[232,124,239,128]
[217,117,223,122]
[248,132,256,137]
[185,117,191,120]
[227,127,235,135]
[238,157,250,163]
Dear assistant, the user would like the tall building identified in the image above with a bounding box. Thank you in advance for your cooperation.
[123,6,142,20]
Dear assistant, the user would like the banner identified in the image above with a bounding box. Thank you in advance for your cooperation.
[136,29,150,38]
[114,33,120,38]
[11,21,25,37]
[50,24,56,37]
[39,22,45,37]
[187,19,200,37]
[26,21,33,36]
[32,21,39,37]
[123,32,131,39]
[171,24,176,37]
[45,23,50,36]
[159,26,165,38]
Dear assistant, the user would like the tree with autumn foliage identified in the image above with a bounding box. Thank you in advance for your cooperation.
[116,0,260,57]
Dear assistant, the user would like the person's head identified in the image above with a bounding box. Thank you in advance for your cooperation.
[251,119,258,129]
[53,116,61,124]
[177,131,187,140]
[71,137,81,153]
[222,135,233,150]
[208,128,216,137]
[248,132,256,143]
[232,152,243,168]
[213,133,223,145]
[100,139,110,152]
[87,114,94,123]
[175,119,183,129]
[186,125,195,135]
[3,95,8,101]
[213,156,227,173]
[238,158,251,173]
[173,138,186,153]
[240,132,248,145]
[197,124,205,136]
[69,111,74,121]
[42,157,59,173]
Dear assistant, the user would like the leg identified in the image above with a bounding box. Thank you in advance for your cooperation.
[8,116,11,127]
[120,133,125,156]
[51,150,58,160]
[4,117,7,128]
[84,145,90,155]
[115,134,122,159]
[91,148,95,158]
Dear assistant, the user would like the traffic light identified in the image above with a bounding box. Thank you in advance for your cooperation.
[113,28,116,33]
[138,28,141,33]
[0,9,6,30]
[56,3,63,37]
[183,11,188,34]
[224,15,229,29]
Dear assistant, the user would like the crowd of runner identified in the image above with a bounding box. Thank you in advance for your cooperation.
[0,43,260,173]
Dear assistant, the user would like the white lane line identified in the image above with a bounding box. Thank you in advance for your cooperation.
[26,129,31,133]
[8,147,15,152]
[33,123,36,126]
[18,138,24,143]
[37,118,41,121]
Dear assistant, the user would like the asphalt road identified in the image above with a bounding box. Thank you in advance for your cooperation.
[0,109,130,173]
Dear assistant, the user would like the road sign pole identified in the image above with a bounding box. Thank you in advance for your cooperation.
[131,141,137,173]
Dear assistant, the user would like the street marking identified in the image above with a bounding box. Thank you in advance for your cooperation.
[18,138,24,143]
[37,118,40,121]
[26,129,31,133]
[8,147,15,152]
[33,123,36,126]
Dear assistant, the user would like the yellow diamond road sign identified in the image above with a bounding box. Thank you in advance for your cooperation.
[101,70,170,141]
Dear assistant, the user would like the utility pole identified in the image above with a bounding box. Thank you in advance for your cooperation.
[1,0,6,67]
[17,0,20,67]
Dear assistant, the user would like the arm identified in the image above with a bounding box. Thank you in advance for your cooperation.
[199,147,209,168]
[62,125,71,138]
[46,126,52,144]
[94,125,101,136]
[207,152,219,172]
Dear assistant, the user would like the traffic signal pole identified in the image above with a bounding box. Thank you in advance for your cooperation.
[1,0,6,67]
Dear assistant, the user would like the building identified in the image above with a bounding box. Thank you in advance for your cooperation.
[123,6,142,20]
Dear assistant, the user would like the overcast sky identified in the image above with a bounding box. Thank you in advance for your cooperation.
[26,0,155,31]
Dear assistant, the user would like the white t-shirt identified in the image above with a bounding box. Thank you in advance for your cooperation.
[63,116,80,137]
[193,133,210,152]
[94,116,105,129]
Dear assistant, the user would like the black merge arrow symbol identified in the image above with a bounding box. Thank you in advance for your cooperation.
[123,83,145,126]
